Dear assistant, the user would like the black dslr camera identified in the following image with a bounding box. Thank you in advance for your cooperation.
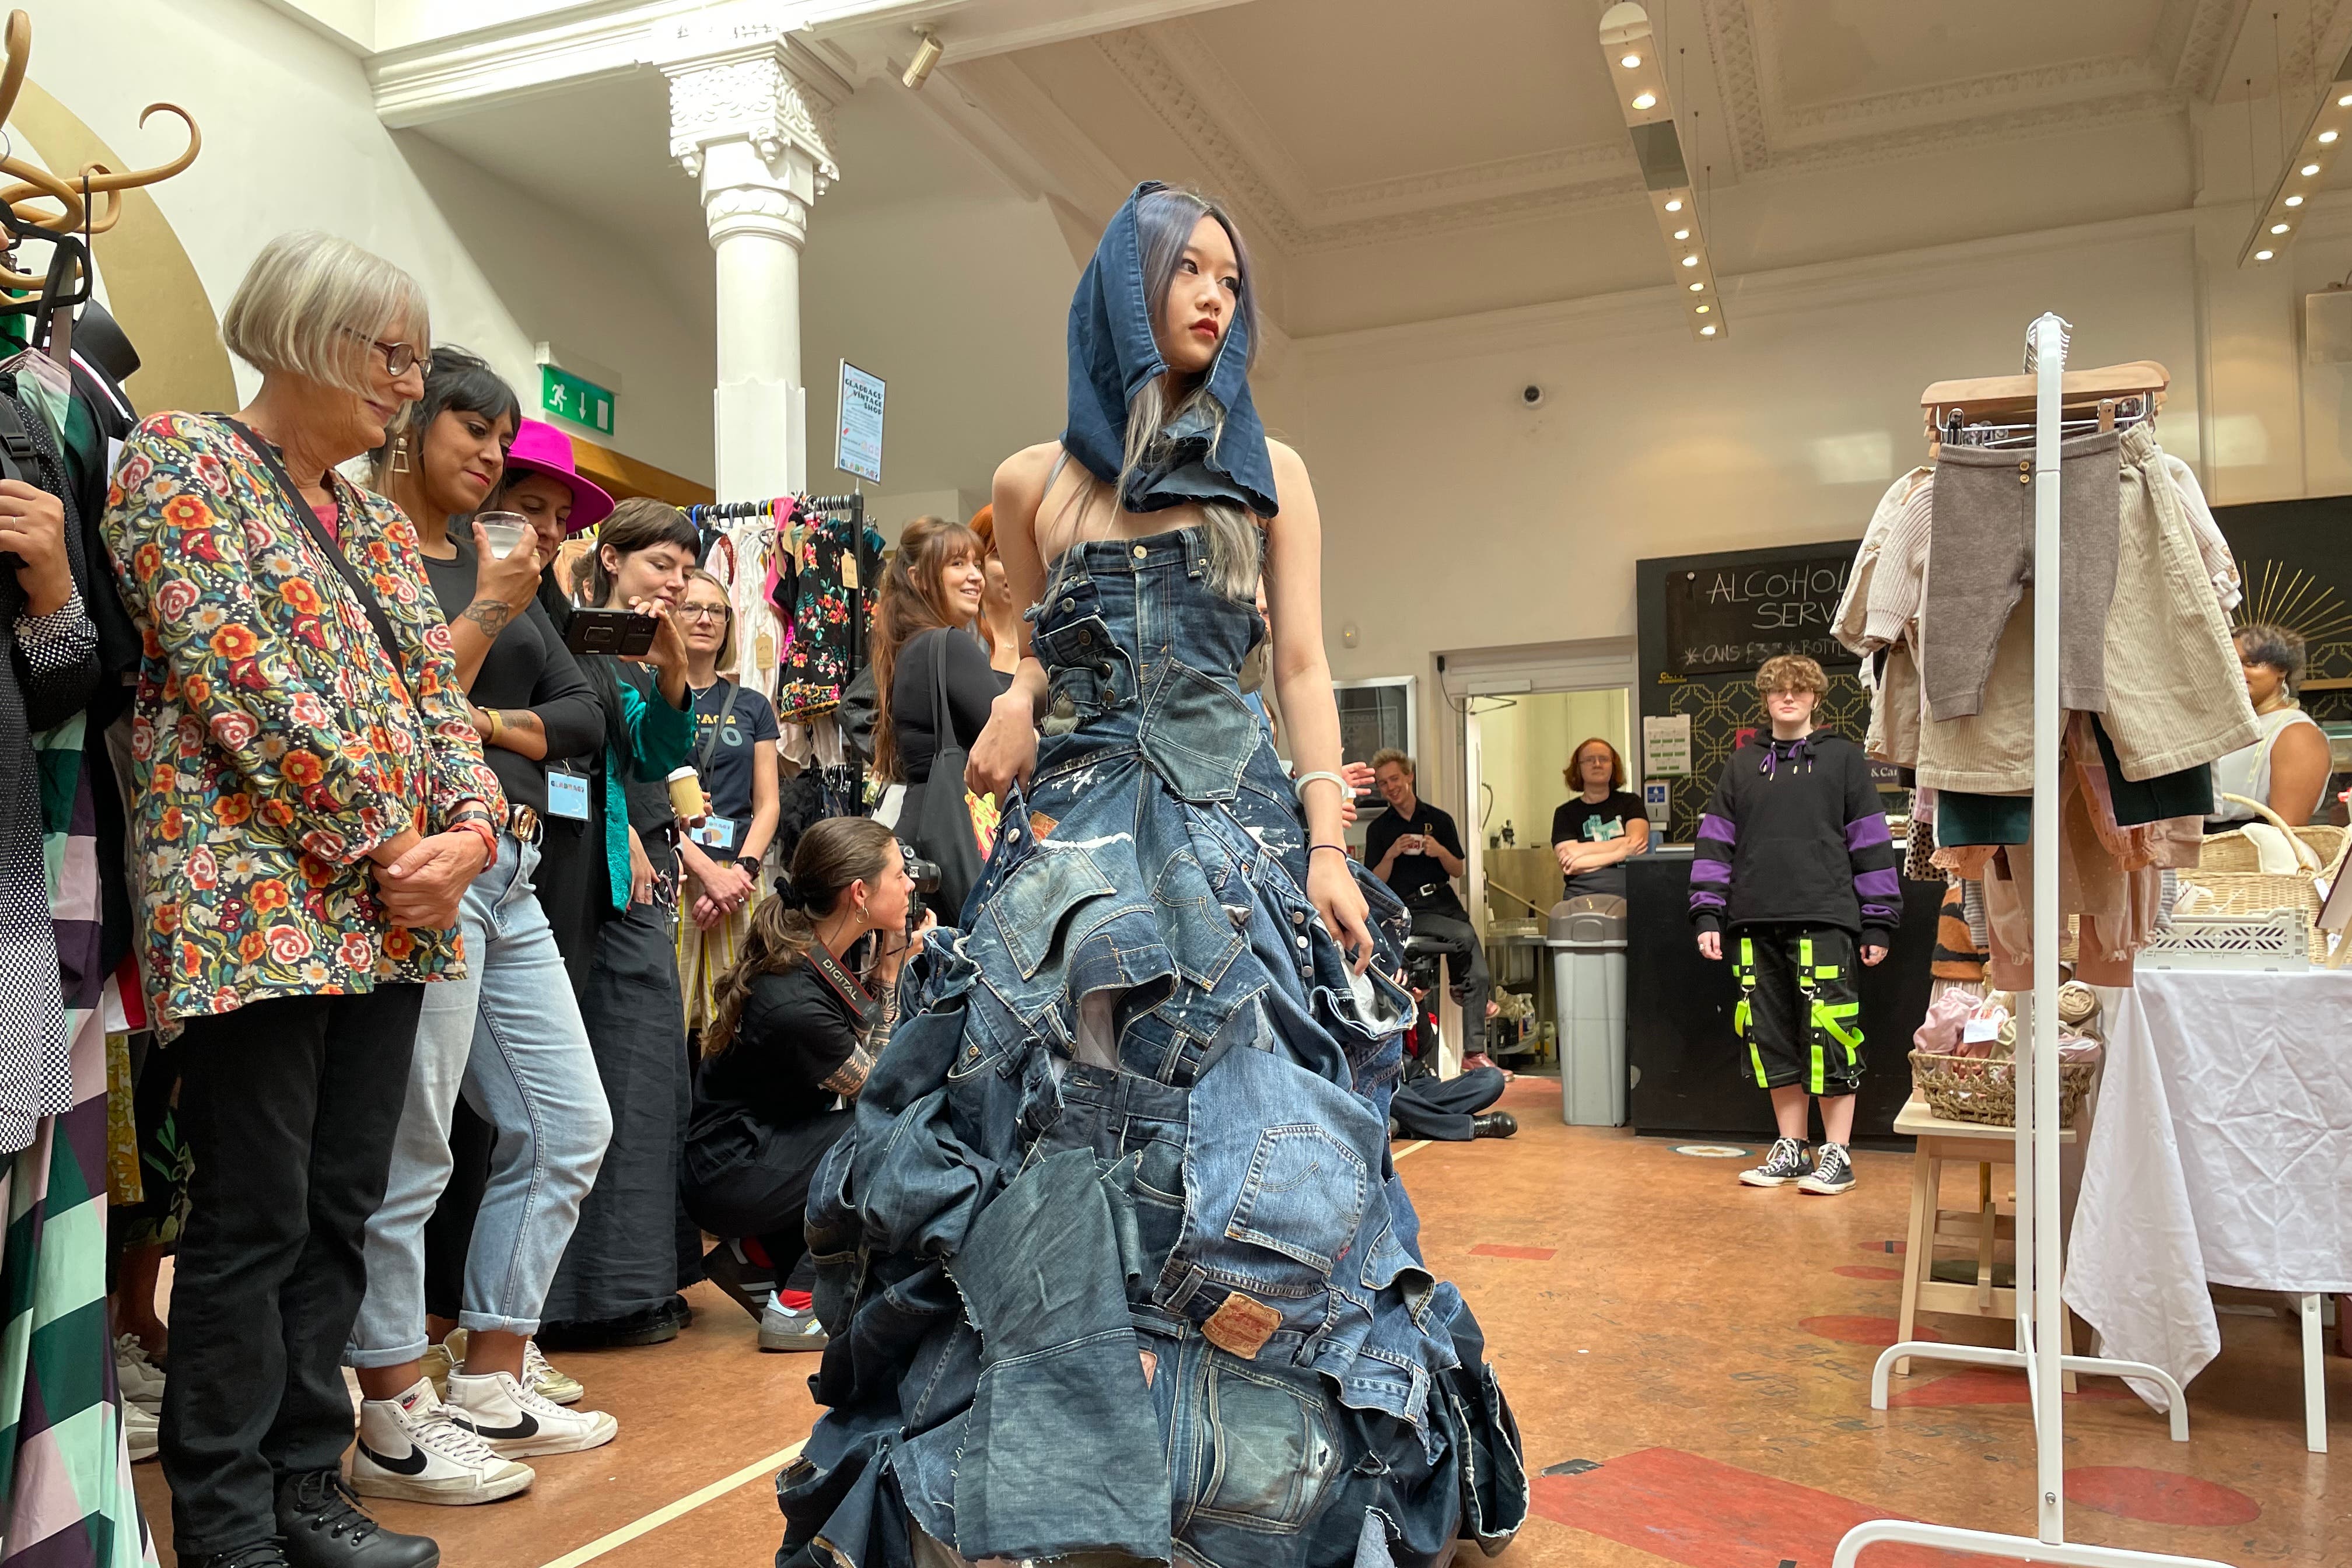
[900,842,941,936]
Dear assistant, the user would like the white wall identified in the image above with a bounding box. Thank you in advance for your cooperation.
[27,0,713,481]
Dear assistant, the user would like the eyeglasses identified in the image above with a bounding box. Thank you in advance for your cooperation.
[346,330,430,377]
[677,604,732,622]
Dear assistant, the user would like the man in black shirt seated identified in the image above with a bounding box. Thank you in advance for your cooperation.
[1364,749,1494,1067]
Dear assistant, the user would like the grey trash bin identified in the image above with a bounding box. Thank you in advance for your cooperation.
[1548,895,1628,1126]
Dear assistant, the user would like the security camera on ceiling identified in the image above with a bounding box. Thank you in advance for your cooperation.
[1521,384,1545,408]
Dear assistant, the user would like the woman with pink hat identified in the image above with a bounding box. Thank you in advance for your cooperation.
[497,416,614,628]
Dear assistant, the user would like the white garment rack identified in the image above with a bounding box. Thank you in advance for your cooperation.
[1833,316,2234,1568]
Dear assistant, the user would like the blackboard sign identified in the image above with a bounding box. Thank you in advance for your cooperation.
[1662,554,1859,675]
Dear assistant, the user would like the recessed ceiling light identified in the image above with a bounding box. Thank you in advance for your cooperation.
[2272,222,2291,233]
[2339,93,2352,106]
[2257,249,2276,260]
[1681,254,1699,267]
[2288,195,2306,206]
[2322,130,2340,144]
[1664,198,1684,212]
[1673,228,1690,240]
[2304,163,2322,176]
[1695,304,1710,313]
[1620,52,1642,68]
[1701,325,1717,336]
[1632,92,1657,110]
[1688,281,1704,292]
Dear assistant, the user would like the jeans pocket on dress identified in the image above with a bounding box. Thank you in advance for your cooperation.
[987,844,1118,981]
[1196,1361,1341,1531]
[1143,663,1256,803]
[1226,1125,1369,1276]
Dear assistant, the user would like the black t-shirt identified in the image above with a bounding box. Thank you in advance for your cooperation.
[1365,801,1468,914]
[418,536,603,819]
[692,963,869,1133]
[687,678,780,853]
[891,627,999,785]
[1552,791,1646,852]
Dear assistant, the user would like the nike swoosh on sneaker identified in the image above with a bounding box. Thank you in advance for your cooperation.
[452,1411,540,1441]
[356,1440,430,1476]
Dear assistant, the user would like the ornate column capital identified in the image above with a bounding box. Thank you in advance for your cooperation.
[656,16,843,195]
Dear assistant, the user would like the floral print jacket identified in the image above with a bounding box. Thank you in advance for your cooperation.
[103,412,505,1034]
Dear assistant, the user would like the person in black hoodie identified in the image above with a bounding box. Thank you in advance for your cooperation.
[1690,654,1900,1197]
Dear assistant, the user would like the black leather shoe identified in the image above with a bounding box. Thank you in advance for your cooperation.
[657,1293,692,1330]
[1472,1111,1519,1140]
[538,1303,680,1350]
[183,1544,292,1568]
[276,1470,438,1568]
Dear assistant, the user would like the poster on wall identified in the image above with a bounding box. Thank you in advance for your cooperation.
[836,360,885,483]
[1661,554,1858,676]
[1642,714,1692,777]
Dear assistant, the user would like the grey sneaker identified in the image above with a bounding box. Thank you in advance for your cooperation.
[759,1300,830,1353]
[1799,1142,1857,1195]
[1740,1136,1812,1188]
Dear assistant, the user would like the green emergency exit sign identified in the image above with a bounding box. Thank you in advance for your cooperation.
[541,364,614,436]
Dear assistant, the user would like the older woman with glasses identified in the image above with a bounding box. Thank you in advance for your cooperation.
[104,231,501,1568]
[672,568,780,1042]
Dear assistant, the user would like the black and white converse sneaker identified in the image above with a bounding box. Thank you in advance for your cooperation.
[1740,1136,1812,1188]
[444,1369,618,1458]
[350,1379,534,1506]
[1799,1142,1858,1195]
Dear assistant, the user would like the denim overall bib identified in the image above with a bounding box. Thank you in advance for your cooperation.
[781,531,1527,1568]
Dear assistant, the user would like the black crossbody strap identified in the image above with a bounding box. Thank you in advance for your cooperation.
[695,678,743,776]
[220,418,411,705]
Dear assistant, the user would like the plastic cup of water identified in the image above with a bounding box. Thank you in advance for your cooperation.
[475,512,529,559]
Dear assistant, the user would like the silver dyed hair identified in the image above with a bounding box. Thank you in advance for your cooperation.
[1119,187,1262,600]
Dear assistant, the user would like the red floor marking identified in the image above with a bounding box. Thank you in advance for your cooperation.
[1834,1265,1905,1280]
[1887,1368,2136,1408]
[2065,1467,2260,1527]
[1531,1447,2021,1568]
[1469,1242,1558,1261]
[1799,1314,1942,1346]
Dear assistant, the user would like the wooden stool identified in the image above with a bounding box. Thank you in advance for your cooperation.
[1893,1096,2078,1384]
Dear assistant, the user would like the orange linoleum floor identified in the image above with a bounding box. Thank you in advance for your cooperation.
[134,1074,2348,1566]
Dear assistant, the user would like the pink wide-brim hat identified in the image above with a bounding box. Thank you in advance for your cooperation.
[502,418,616,535]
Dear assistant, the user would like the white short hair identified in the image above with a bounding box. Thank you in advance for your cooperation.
[220,231,430,397]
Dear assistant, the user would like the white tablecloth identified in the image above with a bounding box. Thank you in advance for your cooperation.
[2064,968,2352,1410]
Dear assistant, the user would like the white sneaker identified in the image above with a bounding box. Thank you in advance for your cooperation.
[115,1335,165,1414]
[350,1378,536,1506]
[443,1369,617,1458]
[124,1400,159,1463]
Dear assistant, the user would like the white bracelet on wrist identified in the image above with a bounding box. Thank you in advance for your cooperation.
[1292,770,1348,803]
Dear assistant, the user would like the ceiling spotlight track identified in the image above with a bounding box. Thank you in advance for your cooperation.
[1599,2,1723,340]
[2241,40,2352,267]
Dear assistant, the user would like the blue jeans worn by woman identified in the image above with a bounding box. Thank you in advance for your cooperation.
[349,834,612,1363]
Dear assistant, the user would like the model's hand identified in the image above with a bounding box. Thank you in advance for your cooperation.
[965,691,1038,803]
[373,831,488,928]
[0,480,72,614]
[1341,761,1375,796]
[1861,944,1888,967]
[472,519,545,610]
[1308,852,1374,976]
[1698,930,1722,961]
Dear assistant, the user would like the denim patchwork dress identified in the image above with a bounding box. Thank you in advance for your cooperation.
[781,527,1527,1567]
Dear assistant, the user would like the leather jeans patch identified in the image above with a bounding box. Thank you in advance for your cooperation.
[1203,1290,1283,1359]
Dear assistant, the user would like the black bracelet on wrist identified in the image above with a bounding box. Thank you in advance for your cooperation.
[1308,842,1350,860]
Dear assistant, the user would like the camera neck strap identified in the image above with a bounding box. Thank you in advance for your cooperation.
[804,937,879,1033]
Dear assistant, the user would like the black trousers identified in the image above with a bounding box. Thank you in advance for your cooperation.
[1406,906,1490,1054]
[681,1109,853,1283]
[1731,924,1866,1096]
[163,986,425,1555]
[1391,1063,1507,1141]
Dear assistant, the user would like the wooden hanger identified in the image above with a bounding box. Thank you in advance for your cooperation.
[1920,360,2169,432]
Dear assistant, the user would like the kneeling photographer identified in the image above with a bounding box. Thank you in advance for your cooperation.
[684,818,934,1352]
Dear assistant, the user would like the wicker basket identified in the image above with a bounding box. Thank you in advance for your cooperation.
[2177,793,2345,957]
[2196,799,2344,875]
[1909,1049,2096,1129]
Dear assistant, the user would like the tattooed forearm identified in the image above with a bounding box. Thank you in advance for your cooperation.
[460,597,516,640]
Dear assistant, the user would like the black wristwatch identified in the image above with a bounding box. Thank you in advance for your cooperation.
[733,853,762,876]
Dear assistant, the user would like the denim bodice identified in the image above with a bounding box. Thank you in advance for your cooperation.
[782,527,1527,1567]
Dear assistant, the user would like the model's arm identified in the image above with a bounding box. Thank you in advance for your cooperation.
[1263,440,1373,972]
[1690,761,1738,956]
[965,444,1055,802]
[1845,751,1901,957]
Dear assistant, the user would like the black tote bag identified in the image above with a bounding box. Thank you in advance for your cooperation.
[902,630,984,926]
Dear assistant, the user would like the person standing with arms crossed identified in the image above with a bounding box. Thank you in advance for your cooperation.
[1691,655,1900,1197]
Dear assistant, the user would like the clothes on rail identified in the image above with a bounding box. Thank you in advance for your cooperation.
[778,510,883,724]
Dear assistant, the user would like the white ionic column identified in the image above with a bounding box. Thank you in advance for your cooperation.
[662,27,842,499]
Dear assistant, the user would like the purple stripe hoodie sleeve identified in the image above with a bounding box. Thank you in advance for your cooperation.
[1698,813,1738,844]
[1845,815,1892,852]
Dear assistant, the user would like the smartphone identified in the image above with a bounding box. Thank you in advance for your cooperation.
[564,608,659,657]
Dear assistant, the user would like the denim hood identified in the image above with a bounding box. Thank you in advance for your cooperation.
[1062,180,1280,519]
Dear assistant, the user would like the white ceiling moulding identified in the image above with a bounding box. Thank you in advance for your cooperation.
[2242,38,2352,267]
[1599,2,1722,342]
